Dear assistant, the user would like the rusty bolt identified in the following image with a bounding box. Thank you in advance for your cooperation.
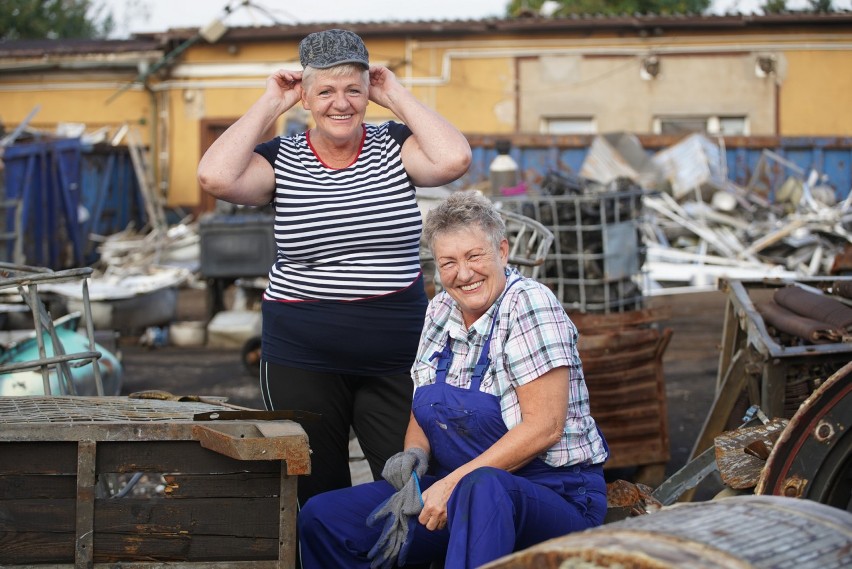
[814,420,835,443]
[782,475,806,498]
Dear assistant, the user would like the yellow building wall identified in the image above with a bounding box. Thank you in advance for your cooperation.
[0,78,151,143]
[165,85,269,206]
[3,24,851,209]
[779,50,852,135]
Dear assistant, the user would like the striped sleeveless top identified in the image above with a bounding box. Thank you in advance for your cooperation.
[254,121,422,301]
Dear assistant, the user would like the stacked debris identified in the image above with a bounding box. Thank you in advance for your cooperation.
[579,133,852,295]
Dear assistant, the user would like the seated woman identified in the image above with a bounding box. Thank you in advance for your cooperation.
[298,190,609,569]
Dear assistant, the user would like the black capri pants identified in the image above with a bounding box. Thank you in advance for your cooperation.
[259,360,414,506]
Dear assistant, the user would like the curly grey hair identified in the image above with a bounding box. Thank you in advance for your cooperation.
[423,190,506,254]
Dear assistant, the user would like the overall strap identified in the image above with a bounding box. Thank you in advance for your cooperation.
[429,340,454,384]
[469,275,522,391]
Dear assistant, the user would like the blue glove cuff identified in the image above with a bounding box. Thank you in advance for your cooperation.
[412,471,424,508]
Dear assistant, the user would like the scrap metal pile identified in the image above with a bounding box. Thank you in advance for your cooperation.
[578,133,852,295]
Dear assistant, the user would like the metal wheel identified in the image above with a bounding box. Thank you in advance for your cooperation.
[756,361,852,512]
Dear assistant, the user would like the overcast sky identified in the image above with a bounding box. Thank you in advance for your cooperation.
[101,0,852,38]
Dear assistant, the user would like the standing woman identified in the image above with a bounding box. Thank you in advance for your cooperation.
[197,29,471,505]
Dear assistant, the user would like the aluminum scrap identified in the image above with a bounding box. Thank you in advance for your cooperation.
[580,134,852,295]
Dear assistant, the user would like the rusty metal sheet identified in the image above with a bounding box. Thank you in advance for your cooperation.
[192,422,310,474]
[193,409,321,422]
[605,479,662,522]
[714,418,787,490]
[578,323,671,471]
[571,306,672,332]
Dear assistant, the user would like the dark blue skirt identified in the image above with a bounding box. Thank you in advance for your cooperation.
[261,274,427,375]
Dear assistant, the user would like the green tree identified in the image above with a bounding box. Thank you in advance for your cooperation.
[507,0,712,16]
[1,0,115,41]
[761,0,837,13]
[807,0,834,11]
[761,0,789,13]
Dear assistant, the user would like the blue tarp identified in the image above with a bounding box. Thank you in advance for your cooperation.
[1,139,146,268]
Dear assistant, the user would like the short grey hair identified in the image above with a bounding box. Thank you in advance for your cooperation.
[301,64,369,93]
[423,190,506,254]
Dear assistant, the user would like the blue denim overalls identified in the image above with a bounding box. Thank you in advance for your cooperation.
[298,276,607,569]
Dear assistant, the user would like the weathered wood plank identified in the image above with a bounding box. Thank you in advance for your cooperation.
[94,497,280,537]
[0,442,78,473]
[0,474,77,498]
[0,498,76,531]
[0,531,75,564]
[75,440,97,567]
[163,472,280,498]
[0,498,281,563]
[95,441,279,474]
[89,534,278,563]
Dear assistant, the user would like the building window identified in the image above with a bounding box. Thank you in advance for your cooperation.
[653,116,748,136]
[541,117,596,135]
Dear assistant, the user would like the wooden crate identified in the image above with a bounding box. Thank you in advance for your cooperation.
[573,308,672,484]
[0,396,310,568]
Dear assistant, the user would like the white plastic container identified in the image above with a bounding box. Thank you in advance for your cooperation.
[169,321,207,347]
[206,310,262,349]
[489,140,519,196]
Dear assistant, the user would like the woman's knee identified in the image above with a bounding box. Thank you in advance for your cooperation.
[298,493,329,535]
[450,467,513,505]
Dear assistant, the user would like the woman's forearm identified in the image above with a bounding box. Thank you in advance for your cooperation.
[403,411,431,455]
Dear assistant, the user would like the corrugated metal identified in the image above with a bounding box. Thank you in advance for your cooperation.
[1,140,147,269]
[2,139,85,269]
[464,135,852,200]
[136,12,852,44]
[79,145,147,263]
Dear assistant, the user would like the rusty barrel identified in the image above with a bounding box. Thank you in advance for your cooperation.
[480,495,852,569]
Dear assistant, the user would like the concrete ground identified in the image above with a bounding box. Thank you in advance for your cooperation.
[118,285,728,497]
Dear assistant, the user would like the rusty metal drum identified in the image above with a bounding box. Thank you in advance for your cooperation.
[480,495,852,569]
[756,362,852,511]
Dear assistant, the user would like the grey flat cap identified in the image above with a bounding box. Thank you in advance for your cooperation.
[299,29,369,70]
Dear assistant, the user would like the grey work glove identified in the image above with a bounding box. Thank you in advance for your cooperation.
[381,447,429,490]
[366,471,424,569]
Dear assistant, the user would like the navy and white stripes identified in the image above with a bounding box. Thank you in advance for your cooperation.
[255,121,422,301]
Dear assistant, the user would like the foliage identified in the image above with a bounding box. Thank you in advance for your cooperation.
[507,0,843,16]
[806,0,835,11]
[761,0,789,13]
[506,0,713,16]
[761,0,839,13]
[1,0,115,41]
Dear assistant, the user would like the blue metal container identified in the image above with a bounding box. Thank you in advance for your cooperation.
[1,139,147,269]
[2,139,85,269]
[463,135,852,201]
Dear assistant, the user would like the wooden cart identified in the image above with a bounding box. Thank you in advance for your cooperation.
[690,277,852,461]
[0,396,310,568]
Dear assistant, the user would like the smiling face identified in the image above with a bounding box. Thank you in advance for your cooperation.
[301,66,369,144]
[433,226,510,328]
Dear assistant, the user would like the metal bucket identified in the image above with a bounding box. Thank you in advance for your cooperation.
[481,495,852,569]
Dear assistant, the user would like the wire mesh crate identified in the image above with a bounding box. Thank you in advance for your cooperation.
[496,179,646,314]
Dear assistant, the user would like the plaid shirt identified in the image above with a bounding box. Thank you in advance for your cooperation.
[411,269,608,467]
